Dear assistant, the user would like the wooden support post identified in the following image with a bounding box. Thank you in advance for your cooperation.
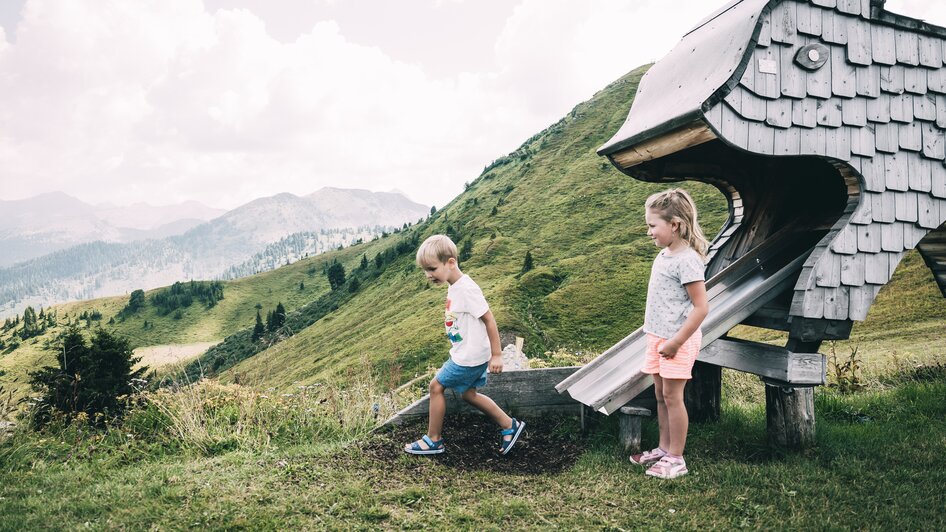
[618,405,653,454]
[764,381,816,449]
[764,338,822,449]
[684,361,721,423]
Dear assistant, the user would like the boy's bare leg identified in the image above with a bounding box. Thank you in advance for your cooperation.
[427,378,446,441]
[653,375,670,452]
[660,377,689,456]
[461,388,513,440]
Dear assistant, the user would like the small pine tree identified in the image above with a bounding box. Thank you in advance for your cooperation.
[360,254,369,270]
[459,239,473,263]
[491,206,498,216]
[349,278,361,293]
[374,254,384,269]
[521,250,534,274]
[252,310,265,341]
[430,205,437,216]
[327,263,346,290]
[299,281,305,291]
[274,303,286,329]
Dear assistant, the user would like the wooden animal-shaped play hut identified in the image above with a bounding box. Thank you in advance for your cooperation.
[556,0,946,447]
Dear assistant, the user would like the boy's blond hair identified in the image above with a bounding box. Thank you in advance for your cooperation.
[416,235,458,266]
[645,188,710,258]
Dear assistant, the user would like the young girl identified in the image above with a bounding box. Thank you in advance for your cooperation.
[631,188,710,479]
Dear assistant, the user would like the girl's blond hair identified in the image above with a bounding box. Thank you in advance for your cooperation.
[416,234,458,266]
[645,188,709,258]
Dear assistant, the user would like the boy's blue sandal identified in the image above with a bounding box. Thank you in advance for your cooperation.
[404,435,445,455]
[500,418,526,455]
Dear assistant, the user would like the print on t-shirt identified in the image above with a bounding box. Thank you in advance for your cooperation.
[445,298,463,344]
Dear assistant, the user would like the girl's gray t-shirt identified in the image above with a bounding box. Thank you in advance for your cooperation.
[643,246,706,339]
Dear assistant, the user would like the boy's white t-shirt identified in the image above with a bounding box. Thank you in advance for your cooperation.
[445,274,492,366]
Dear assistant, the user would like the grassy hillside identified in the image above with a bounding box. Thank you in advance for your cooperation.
[2,64,945,403]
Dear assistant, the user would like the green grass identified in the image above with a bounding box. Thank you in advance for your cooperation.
[1,371,944,529]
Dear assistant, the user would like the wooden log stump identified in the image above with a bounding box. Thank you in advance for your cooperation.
[764,380,815,449]
[618,405,653,453]
[684,361,721,423]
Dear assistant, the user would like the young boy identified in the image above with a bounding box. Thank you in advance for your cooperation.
[404,235,525,456]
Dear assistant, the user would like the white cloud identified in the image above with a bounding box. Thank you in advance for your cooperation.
[4,0,943,210]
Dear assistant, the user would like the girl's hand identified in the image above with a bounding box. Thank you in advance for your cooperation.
[659,340,681,359]
[488,355,504,374]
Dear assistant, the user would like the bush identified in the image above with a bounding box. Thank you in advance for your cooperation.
[28,328,147,428]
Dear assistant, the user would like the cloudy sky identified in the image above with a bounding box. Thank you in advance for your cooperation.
[0,1,944,210]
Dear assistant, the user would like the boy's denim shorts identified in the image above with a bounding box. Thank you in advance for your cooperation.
[435,359,488,394]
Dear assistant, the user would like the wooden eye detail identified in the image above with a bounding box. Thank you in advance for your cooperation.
[794,43,830,71]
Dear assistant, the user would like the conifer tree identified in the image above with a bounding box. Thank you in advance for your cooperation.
[521,250,534,274]
[252,310,265,341]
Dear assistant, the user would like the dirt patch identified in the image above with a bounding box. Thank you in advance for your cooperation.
[134,341,220,369]
[364,414,586,475]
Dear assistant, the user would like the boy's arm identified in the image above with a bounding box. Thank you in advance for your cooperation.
[659,280,709,359]
[480,310,504,374]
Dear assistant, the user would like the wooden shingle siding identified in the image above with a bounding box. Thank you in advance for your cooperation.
[919,35,943,67]
[895,29,920,67]
[866,95,890,122]
[913,94,936,121]
[796,2,823,36]
[822,8,848,45]
[899,122,922,151]
[857,223,881,252]
[771,1,798,44]
[871,25,897,66]
[888,94,912,123]
[904,68,928,95]
[856,64,881,97]
[842,96,867,126]
[836,0,860,17]
[881,65,905,94]
[817,98,843,126]
[908,156,933,192]
[767,97,793,127]
[928,69,946,94]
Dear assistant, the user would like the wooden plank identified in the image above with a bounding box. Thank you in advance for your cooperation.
[895,29,920,66]
[770,1,797,45]
[815,250,842,287]
[856,64,881,98]
[850,188,873,224]
[895,191,919,222]
[904,67,929,95]
[864,251,890,284]
[812,0,837,8]
[848,284,879,320]
[919,35,944,68]
[383,367,582,425]
[611,122,717,169]
[802,286,826,319]
[871,190,896,222]
[825,127,852,160]
[932,162,946,198]
[832,44,858,98]
[823,286,851,320]
[746,121,776,155]
[860,155,885,192]
[908,155,933,192]
[841,252,867,286]
[754,47,781,99]
[808,47,833,98]
[836,0,861,16]
[899,122,922,152]
[919,193,940,228]
[851,124,876,157]
[793,97,818,127]
[922,123,946,160]
[875,122,900,153]
[842,97,868,126]
[904,222,927,249]
[857,222,882,252]
[774,127,801,155]
[885,151,909,190]
[821,9,848,45]
[914,93,937,122]
[740,89,768,121]
[780,39,807,98]
[870,24,897,66]
[937,94,946,128]
[796,2,823,36]
[817,98,843,127]
[767,97,793,128]
[847,18,872,66]
[880,65,905,94]
[698,338,825,384]
[800,126,827,154]
[832,224,858,255]
[888,251,905,278]
[865,92,891,124]
[740,56,756,94]
[889,93,913,123]
[881,220,905,251]
[758,12,772,47]
[720,103,750,149]
[928,68,946,94]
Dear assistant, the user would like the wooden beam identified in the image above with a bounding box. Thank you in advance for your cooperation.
[698,338,826,384]
[611,122,717,169]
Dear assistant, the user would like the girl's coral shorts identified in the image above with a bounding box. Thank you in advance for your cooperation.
[642,330,703,380]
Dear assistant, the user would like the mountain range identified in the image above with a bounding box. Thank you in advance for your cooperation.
[0,188,429,317]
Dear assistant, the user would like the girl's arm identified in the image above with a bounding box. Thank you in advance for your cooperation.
[659,280,709,359]
[480,310,504,373]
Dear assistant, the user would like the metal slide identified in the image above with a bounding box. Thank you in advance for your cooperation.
[555,226,825,415]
